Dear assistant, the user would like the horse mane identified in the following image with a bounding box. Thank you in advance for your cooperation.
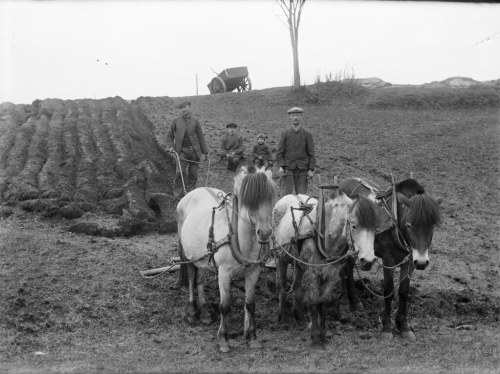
[238,165,278,211]
[352,195,379,231]
[407,194,442,229]
[396,178,425,195]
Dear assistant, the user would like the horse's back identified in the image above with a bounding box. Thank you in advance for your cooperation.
[177,187,230,261]
[273,194,318,245]
[339,178,378,201]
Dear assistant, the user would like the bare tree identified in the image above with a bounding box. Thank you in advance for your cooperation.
[275,0,306,87]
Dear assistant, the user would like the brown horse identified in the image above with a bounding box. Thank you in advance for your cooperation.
[273,192,379,348]
[339,177,442,340]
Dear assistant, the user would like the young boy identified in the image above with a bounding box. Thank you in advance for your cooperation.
[251,133,273,169]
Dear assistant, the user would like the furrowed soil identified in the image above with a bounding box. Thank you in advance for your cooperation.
[1,84,499,373]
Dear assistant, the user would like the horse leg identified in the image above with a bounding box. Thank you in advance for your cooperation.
[346,256,364,311]
[217,266,232,353]
[395,263,416,340]
[380,265,395,340]
[196,267,212,325]
[309,304,324,349]
[293,266,307,324]
[319,303,328,344]
[339,264,351,316]
[244,265,262,349]
[185,263,198,325]
[276,254,291,323]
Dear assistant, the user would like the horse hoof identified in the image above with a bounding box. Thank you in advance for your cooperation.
[400,330,416,341]
[200,316,212,326]
[219,344,231,353]
[199,310,212,326]
[380,331,393,340]
[278,314,290,324]
[352,302,364,312]
[311,342,325,350]
[184,315,197,325]
[339,304,351,315]
[248,340,262,350]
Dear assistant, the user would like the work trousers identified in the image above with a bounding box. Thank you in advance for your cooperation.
[280,168,308,196]
[226,156,241,172]
[174,146,200,199]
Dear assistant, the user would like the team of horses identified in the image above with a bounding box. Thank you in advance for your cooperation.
[176,165,442,352]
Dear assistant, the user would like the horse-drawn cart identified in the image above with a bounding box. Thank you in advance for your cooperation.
[207,66,252,94]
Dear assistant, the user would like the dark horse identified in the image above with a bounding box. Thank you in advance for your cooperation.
[273,191,379,348]
[339,177,442,340]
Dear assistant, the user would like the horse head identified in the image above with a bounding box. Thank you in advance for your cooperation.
[396,180,442,270]
[325,193,378,270]
[233,165,278,245]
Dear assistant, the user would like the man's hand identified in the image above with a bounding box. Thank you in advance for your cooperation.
[168,147,174,153]
[307,170,315,179]
[279,167,285,176]
[201,154,207,162]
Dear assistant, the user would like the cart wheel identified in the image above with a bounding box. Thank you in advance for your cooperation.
[210,77,226,94]
[237,76,252,92]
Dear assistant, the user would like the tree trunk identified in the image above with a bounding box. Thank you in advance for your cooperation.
[292,41,301,87]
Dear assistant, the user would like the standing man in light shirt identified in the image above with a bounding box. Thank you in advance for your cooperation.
[276,107,316,195]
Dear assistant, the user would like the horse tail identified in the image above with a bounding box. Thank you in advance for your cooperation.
[178,240,189,288]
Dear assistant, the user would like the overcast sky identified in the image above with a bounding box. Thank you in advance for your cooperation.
[1,0,499,104]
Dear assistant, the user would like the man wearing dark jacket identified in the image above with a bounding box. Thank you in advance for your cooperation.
[219,123,245,172]
[276,107,316,195]
[167,101,208,199]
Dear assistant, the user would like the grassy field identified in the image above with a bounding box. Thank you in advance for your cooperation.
[1,83,499,373]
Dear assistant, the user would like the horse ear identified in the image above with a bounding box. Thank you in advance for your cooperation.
[396,193,411,207]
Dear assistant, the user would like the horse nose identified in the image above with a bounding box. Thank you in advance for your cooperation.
[257,228,272,243]
[359,257,374,271]
[414,259,429,270]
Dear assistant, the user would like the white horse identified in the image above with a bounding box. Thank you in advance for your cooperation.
[177,165,278,353]
[273,192,379,347]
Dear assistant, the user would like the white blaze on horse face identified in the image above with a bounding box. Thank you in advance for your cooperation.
[351,222,376,265]
[412,248,429,269]
[251,204,274,244]
[409,226,433,270]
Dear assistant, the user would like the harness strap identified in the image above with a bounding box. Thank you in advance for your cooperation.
[229,195,263,266]
[205,188,232,267]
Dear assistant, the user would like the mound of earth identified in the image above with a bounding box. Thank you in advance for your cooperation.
[352,77,392,88]
[0,97,177,235]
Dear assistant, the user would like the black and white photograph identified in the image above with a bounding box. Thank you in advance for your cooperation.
[1,1,499,373]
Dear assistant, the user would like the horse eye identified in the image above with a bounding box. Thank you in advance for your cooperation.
[351,225,357,230]
[406,222,412,229]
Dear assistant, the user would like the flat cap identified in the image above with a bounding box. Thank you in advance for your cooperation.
[226,123,237,128]
[257,133,265,140]
[287,106,303,114]
[177,100,192,109]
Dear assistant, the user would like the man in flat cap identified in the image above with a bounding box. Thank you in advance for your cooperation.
[276,107,316,195]
[219,123,245,172]
[166,100,209,199]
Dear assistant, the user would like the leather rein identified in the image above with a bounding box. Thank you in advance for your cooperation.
[205,188,269,268]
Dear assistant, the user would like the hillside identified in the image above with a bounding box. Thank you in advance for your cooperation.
[0,81,499,236]
[1,81,499,372]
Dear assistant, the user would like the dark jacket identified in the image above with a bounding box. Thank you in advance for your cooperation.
[167,115,208,159]
[219,133,245,157]
[276,128,316,170]
[251,143,272,162]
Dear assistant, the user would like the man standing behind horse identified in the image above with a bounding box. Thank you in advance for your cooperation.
[276,107,316,195]
[167,100,209,199]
